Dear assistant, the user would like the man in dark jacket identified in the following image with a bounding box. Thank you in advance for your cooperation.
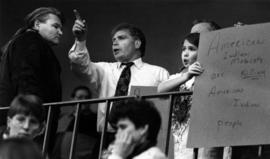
[0,7,65,155]
[0,7,64,122]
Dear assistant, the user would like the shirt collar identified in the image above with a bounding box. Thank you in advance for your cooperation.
[117,58,143,69]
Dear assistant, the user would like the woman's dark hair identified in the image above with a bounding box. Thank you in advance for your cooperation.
[111,23,146,57]
[183,32,200,48]
[1,7,65,55]
[8,94,45,123]
[0,137,44,159]
[109,99,161,145]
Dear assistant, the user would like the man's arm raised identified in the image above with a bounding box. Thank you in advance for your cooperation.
[68,9,101,89]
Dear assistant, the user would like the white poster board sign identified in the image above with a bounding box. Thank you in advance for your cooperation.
[187,22,270,147]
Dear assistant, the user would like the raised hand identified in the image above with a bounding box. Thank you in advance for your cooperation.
[72,9,87,41]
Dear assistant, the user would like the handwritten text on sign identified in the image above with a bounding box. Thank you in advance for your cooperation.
[187,23,270,147]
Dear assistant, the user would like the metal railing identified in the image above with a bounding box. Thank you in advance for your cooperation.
[40,91,192,159]
[0,91,189,158]
[6,91,264,159]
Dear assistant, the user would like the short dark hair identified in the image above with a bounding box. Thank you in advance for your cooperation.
[111,23,146,57]
[109,99,161,144]
[192,19,221,31]
[8,94,45,123]
[0,137,44,159]
[71,86,91,98]
[183,33,200,48]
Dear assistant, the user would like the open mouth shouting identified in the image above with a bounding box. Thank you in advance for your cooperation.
[182,59,189,66]
[113,48,121,55]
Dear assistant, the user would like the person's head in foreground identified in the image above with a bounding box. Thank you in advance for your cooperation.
[111,23,146,63]
[190,19,220,33]
[108,98,166,159]
[5,94,45,139]
[0,137,44,159]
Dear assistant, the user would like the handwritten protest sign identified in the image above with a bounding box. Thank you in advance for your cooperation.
[187,23,270,147]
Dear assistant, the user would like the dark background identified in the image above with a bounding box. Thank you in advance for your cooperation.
[1,0,270,100]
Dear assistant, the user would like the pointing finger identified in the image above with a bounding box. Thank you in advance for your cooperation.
[73,9,82,21]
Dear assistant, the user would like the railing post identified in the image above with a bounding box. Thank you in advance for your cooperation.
[193,148,198,159]
[42,105,53,156]
[258,145,262,157]
[165,94,174,156]
[98,100,111,159]
[69,103,81,159]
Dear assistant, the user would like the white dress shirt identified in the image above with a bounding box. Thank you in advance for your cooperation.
[69,41,169,131]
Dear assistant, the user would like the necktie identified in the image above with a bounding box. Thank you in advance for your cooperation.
[114,62,134,96]
[109,62,134,129]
